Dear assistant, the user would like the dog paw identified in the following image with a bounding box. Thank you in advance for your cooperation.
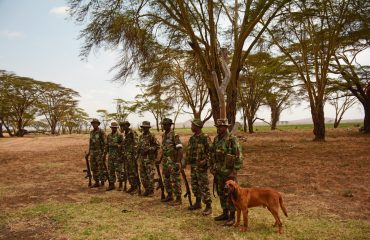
[233,223,239,228]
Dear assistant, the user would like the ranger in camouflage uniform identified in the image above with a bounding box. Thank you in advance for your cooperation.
[105,122,124,191]
[137,121,160,197]
[120,121,139,194]
[159,118,183,205]
[186,119,212,215]
[211,119,243,226]
[87,118,107,187]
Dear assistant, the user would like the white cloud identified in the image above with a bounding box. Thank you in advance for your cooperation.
[49,6,69,15]
[0,31,23,39]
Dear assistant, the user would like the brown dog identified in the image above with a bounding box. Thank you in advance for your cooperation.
[225,180,288,233]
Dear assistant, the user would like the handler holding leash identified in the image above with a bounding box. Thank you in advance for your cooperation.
[211,118,243,226]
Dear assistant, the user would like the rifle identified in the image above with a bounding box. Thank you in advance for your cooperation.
[83,152,92,187]
[213,173,218,197]
[122,156,128,191]
[102,153,109,184]
[179,163,193,207]
[134,153,142,195]
[155,163,165,200]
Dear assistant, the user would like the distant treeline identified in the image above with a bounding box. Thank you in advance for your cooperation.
[0,70,89,137]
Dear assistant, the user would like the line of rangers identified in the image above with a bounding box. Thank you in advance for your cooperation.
[86,117,242,225]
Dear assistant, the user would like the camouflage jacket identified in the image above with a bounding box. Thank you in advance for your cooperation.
[186,132,211,167]
[123,128,138,155]
[138,132,160,160]
[211,131,242,176]
[161,130,182,159]
[105,131,123,158]
[89,128,106,152]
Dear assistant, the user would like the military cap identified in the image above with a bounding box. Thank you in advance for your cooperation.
[119,121,130,126]
[161,118,173,125]
[191,118,203,128]
[215,118,229,127]
[110,122,119,128]
[90,118,100,125]
[140,121,151,128]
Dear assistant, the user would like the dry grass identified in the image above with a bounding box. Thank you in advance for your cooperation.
[0,129,369,239]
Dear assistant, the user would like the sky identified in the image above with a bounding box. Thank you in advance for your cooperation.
[0,0,366,127]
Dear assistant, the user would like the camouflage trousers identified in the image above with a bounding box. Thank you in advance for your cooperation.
[215,172,236,211]
[90,150,107,182]
[107,154,123,183]
[163,157,182,198]
[126,153,138,188]
[139,156,155,192]
[190,164,211,204]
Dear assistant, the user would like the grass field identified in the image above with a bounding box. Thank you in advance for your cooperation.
[0,128,369,239]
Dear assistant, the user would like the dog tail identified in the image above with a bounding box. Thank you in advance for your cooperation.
[279,194,288,217]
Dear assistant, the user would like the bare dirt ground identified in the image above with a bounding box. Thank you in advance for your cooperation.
[0,129,369,239]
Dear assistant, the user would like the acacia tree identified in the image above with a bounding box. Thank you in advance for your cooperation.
[0,71,41,136]
[327,92,357,128]
[37,82,79,135]
[111,98,135,123]
[142,49,212,123]
[62,107,89,134]
[266,0,363,141]
[134,81,173,132]
[96,109,111,132]
[264,56,298,130]
[69,0,290,127]
[238,52,274,133]
[332,48,370,133]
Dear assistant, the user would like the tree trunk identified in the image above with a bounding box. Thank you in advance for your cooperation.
[362,100,370,134]
[270,106,280,130]
[243,115,247,133]
[16,118,24,137]
[226,69,239,129]
[1,118,13,137]
[155,117,160,132]
[0,122,3,138]
[333,119,340,129]
[311,101,326,141]
[247,118,254,134]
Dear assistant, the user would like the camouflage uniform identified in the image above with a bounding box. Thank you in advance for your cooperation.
[137,128,160,194]
[123,127,139,189]
[211,130,242,212]
[105,130,124,184]
[162,130,183,198]
[187,131,212,205]
[89,128,107,182]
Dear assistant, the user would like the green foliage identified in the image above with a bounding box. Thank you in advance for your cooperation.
[0,70,87,136]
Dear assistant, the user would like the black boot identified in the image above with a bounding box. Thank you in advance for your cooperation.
[106,182,115,191]
[127,186,134,193]
[188,197,201,210]
[91,181,100,188]
[214,209,229,221]
[142,189,149,196]
[202,202,212,216]
[169,196,182,206]
[146,190,154,197]
[161,193,173,202]
[224,211,235,226]
[129,186,138,195]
